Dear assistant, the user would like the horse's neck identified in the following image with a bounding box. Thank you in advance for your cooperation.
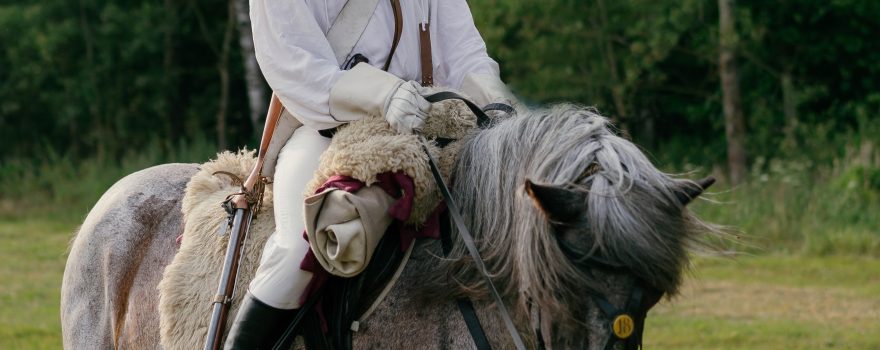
[383,239,528,349]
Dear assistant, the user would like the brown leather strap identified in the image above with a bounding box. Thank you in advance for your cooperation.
[383,0,403,72]
[419,22,434,86]
[257,94,284,160]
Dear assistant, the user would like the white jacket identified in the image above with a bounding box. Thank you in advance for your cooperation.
[251,0,502,131]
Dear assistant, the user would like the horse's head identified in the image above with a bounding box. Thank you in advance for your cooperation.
[440,104,721,349]
[524,175,714,349]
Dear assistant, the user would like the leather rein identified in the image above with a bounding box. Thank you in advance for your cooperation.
[420,91,526,350]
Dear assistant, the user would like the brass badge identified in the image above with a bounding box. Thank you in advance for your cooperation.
[612,314,635,339]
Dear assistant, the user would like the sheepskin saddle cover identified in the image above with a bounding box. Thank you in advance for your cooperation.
[157,99,476,349]
[305,98,476,225]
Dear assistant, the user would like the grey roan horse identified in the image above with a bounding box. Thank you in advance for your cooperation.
[62,105,718,349]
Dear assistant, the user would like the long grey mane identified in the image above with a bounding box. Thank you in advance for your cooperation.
[430,104,715,330]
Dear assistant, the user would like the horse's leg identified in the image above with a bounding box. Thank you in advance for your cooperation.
[61,163,197,349]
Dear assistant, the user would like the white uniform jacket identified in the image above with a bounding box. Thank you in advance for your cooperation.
[251,0,502,131]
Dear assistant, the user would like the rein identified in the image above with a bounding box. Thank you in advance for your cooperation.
[419,92,527,350]
[420,136,527,350]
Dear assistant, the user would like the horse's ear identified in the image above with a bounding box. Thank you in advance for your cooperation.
[675,176,715,206]
[525,179,587,225]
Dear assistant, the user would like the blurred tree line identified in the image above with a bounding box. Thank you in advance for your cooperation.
[2,0,879,181]
[471,0,879,175]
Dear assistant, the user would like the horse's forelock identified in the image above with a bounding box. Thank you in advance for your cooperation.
[434,103,714,337]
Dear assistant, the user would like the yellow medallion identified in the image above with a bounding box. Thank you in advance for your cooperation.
[612,314,635,339]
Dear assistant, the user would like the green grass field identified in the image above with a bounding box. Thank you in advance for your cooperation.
[646,256,880,349]
[0,218,72,349]
[1,215,878,349]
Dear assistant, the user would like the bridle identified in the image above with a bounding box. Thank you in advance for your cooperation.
[422,91,663,350]
[554,241,665,350]
[545,164,665,350]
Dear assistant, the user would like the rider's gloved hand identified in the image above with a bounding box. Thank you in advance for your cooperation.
[383,81,430,134]
[329,63,430,134]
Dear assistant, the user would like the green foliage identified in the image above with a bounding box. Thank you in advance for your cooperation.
[470,0,880,167]
[0,134,216,222]
[468,3,880,260]
[689,123,880,256]
[2,0,878,168]
[0,1,252,162]
[1,0,878,254]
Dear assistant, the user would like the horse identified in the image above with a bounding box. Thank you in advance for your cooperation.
[61,103,719,349]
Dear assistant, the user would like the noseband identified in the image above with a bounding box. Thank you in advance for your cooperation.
[555,241,665,350]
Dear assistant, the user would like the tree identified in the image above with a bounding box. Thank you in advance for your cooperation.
[233,0,267,137]
[718,0,747,184]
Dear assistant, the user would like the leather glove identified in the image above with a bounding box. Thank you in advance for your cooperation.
[329,63,430,134]
[383,81,430,134]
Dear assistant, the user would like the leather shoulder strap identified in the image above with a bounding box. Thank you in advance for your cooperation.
[419,23,433,86]
[382,0,403,71]
[327,0,383,66]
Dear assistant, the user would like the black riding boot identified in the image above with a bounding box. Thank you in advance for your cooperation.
[223,293,297,350]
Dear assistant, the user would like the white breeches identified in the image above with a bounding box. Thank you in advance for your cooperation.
[248,126,331,309]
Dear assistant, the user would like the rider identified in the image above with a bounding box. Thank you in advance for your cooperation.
[224,1,514,348]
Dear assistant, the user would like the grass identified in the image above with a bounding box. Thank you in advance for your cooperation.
[0,217,73,349]
[646,256,880,349]
[0,135,217,223]
[681,142,880,257]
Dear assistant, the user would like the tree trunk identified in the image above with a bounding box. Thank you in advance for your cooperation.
[595,0,629,135]
[781,71,798,144]
[718,0,747,184]
[78,0,100,158]
[164,0,181,145]
[233,0,267,137]
[216,0,236,150]
[641,109,655,149]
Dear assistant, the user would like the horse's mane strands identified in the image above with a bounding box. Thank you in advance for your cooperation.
[429,103,719,333]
